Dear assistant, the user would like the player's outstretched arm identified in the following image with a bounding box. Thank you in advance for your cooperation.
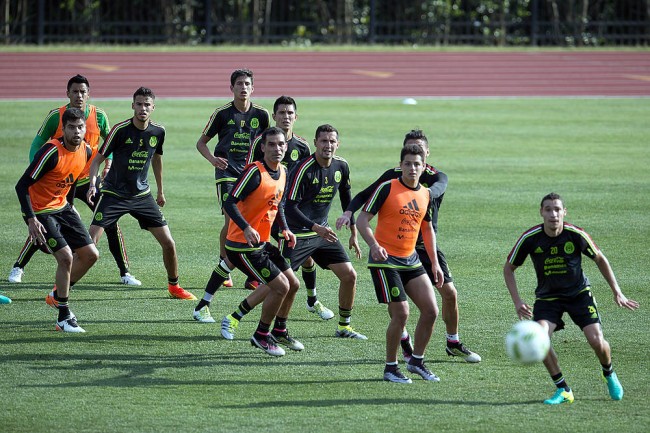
[594,253,640,310]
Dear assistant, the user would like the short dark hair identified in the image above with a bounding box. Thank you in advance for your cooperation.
[273,95,296,113]
[403,129,428,147]
[133,87,155,100]
[67,74,89,91]
[540,192,564,208]
[61,107,86,127]
[261,126,286,144]
[400,142,426,162]
[315,124,338,140]
[231,69,254,86]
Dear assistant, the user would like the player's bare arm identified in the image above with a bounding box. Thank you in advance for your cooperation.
[503,262,533,319]
[593,253,639,310]
[196,134,227,169]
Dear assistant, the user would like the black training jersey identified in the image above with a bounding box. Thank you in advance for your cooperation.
[247,133,311,172]
[285,155,352,235]
[202,101,270,182]
[348,163,447,232]
[98,118,165,198]
[506,223,601,299]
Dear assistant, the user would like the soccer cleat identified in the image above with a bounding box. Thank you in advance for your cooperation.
[45,291,59,309]
[335,325,368,340]
[407,361,441,382]
[603,372,624,401]
[8,266,24,283]
[250,334,285,356]
[120,273,142,286]
[271,331,304,351]
[220,314,239,340]
[222,276,233,288]
[383,368,412,384]
[401,333,414,363]
[306,301,335,320]
[446,342,481,363]
[244,279,260,290]
[55,314,86,333]
[543,388,574,405]
[168,284,197,300]
[192,305,216,323]
[0,294,11,304]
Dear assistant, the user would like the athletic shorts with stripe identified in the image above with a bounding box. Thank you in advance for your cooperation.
[91,193,167,229]
[533,288,601,332]
[417,246,453,284]
[226,242,290,285]
[216,180,235,209]
[370,265,427,304]
[279,235,350,272]
[26,204,93,253]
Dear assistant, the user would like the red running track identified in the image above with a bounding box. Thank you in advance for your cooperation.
[1,51,649,99]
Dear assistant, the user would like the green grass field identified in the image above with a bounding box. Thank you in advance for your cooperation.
[0,97,648,433]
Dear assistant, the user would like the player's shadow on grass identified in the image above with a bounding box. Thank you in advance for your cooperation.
[217,397,542,408]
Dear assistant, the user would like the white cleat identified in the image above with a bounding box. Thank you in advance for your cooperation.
[121,273,142,286]
[306,300,335,320]
[193,305,216,323]
[8,267,24,283]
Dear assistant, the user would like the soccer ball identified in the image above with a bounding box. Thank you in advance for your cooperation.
[505,320,550,364]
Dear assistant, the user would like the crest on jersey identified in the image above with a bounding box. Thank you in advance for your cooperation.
[334,171,342,183]
[564,241,575,254]
[251,118,259,128]
[150,136,158,147]
[291,149,299,161]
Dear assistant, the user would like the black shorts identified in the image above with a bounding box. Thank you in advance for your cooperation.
[533,289,601,331]
[72,178,98,210]
[279,235,350,271]
[91,193,167,230]
[417,246,453,284]
[29,205,93,253]
[225,242,290,284]
[369,265,427,304]
[216,180,234,209]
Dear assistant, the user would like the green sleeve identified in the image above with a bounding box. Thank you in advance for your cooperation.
[28,109,60,162]
[96,108,113,160]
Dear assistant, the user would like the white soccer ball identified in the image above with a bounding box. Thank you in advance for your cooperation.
[505,320,550,364]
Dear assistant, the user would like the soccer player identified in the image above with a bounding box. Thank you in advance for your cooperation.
[281,124,365,339]
[15,107,99,332]
[192,95,309,323]
[356,143,444,383]
[86,87,195,301]
[337,130,481,362]
[215,127,300,356]
[247,96,334,319]
[196,69,271,289]
[8,74,139,286]
[504,192,639,404]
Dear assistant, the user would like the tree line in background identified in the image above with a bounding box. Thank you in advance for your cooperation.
[2,0,649,46]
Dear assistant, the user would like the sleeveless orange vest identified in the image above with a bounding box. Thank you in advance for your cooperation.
[227,162,286,244]
[374,179,430,257]
[53,104,100,179]
[29,138,88,213]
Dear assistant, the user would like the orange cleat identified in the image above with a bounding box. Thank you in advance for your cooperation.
[222,276,233,288]
[45,289,59,309]
[168,284,197,300]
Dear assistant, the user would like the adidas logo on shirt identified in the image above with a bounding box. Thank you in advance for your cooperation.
[399,199,421,217]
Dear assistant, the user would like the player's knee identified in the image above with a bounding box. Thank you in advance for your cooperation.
[271,274,290,296]
[55,249,74,269]
[341,267,357,286]
[439,282,457,302]
[288,274,300,294]
[421,304,439,323]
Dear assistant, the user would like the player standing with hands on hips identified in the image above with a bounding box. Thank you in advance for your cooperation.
[504,192,639,404]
